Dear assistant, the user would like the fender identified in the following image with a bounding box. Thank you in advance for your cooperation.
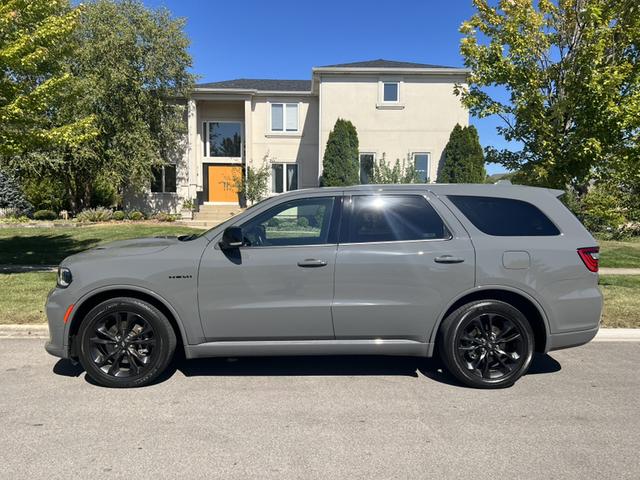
[426,284,552,356]
[63,283,196,348]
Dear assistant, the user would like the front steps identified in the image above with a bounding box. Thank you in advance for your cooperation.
[182,204,245,228]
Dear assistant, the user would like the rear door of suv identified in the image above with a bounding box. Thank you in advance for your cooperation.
[331,190,475,342]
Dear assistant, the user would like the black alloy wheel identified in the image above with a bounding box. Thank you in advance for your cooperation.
[77,298,176,388]
[438,300,535,389]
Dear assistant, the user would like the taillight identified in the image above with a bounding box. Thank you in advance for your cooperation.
[577,247,599,272]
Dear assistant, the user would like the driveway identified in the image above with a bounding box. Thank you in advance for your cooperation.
[0,339,638,479]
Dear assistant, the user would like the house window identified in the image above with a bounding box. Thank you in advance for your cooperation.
[271,103,299,132]
[272,163,298,193]
[151,164,177,193]
[203,121,242,158]
[413,153,430,182]
[383,82,399,102]
[359,153,375,184]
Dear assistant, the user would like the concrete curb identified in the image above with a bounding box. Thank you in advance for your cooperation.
[600,268,640,275]
[1,325,639,342]
[0,325,49,338]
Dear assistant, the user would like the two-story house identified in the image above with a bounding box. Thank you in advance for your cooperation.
[131,59,469,215]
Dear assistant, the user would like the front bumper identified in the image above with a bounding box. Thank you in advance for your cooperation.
[44,288,71,359]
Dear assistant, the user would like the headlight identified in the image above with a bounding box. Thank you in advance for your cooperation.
[57,267,72,288]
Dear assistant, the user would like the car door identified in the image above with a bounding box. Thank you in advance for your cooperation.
[198,193,342,341]
[332,192,475,342]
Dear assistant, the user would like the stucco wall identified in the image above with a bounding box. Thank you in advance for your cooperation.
[319,73,468,182]
[250,96,319,189]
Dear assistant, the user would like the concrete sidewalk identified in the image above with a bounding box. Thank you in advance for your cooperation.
[2,324,638,341]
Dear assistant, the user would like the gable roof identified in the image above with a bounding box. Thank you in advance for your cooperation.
[195,78,311,92]
[318,59,458,69]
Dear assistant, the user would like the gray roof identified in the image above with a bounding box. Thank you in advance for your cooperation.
[195,79,311,92]
[318,59,457,69]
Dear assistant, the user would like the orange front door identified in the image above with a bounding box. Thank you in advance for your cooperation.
[208,165,242,203]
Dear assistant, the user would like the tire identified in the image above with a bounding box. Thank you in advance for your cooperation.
[437,300,534,389]
[77,297,177,388]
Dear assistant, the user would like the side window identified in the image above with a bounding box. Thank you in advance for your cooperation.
[347,195,449,243]
[240,197,336,247]
[448,195,560,236]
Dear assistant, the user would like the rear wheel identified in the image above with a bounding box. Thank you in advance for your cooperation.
[77,297,176,388]
[438,300,534,389]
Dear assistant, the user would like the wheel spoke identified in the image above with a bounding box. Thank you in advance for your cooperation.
[96,348,118,367]
[90,337,116,345]
[130,337,155,346]
[107,350,124,375]
[96,326,117,342]
[126,350,140,374]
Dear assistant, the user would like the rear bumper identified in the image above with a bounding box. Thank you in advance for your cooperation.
[547,325,599,352]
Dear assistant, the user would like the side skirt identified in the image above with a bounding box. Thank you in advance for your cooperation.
[184,339,431,359]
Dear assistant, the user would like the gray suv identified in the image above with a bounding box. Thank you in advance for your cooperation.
[45,184,602,389]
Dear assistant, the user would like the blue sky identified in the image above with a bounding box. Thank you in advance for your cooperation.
[143,0,510,175]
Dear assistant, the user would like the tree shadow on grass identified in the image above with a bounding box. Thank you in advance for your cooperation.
[0,234,100,265]
[53,352,561,389]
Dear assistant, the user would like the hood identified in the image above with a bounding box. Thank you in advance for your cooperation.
[65,236,181,262]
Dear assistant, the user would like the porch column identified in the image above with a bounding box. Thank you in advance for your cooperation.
[244,98,253,176]
[187,98,199,199]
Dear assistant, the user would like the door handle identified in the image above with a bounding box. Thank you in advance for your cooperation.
[297,259,328,268]
[434,255,465,264]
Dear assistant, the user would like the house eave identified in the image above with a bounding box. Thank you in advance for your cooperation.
[193,87,315,97]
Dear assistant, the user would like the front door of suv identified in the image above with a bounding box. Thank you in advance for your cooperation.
[332,192,475,342]
[198,194,341,341]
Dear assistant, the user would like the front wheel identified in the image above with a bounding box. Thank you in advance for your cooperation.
[77,297,176,388]
[437,300,534,389]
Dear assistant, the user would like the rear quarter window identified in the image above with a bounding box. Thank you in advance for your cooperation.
[448,195,560,236]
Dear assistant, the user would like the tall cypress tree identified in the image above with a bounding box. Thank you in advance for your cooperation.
[437,124,486,183]
[321,119,360,186]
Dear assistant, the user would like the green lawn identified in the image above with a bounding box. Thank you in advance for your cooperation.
[599,275,640,328]
[0,272,56,324]
[598,237,640,268]
[0,224,202,265]
[2,271,637,327]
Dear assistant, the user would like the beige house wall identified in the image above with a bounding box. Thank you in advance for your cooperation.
[249,96,319,189]
[319,73,468,182]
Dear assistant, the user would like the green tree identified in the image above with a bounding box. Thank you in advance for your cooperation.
[0,0,96,162]
[437,124,485,183]
[0,171,33,215]
[58,0,195,209]
[322,119,359,186]
[457,0,640,190]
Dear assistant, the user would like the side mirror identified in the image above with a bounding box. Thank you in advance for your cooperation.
[220,226,244,249]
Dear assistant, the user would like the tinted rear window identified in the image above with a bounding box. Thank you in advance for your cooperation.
[448,195,560,236]
[347,195,450,243]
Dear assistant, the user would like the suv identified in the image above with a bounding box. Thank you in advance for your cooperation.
[45,184,602,388]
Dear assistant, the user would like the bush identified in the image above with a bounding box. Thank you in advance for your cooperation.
[33,210,58,221]
[153,212,177,222]
[112,210,126,221]
[297,217,309,228]
[267,217,281,228]
[76,207,113,222]
[128,211,145,221]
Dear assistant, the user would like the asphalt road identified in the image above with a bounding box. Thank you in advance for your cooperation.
[0,340,638,480]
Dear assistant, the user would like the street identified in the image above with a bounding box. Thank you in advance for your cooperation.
[0,339,638,479]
